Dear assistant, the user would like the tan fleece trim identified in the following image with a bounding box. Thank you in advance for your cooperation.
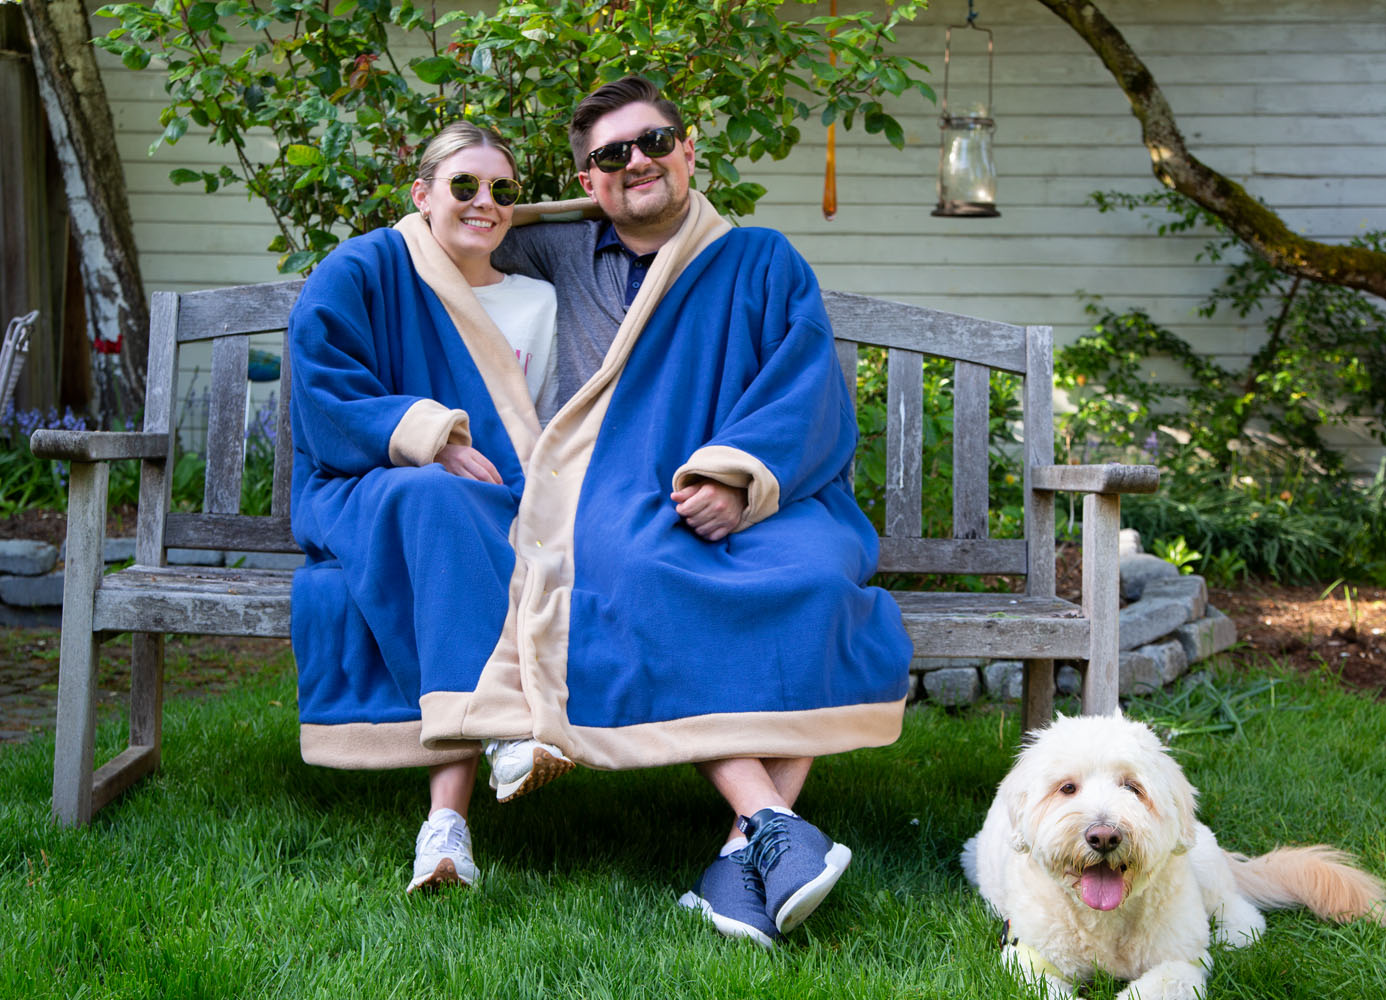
[419,684,535,748]
[394,212,540,467]
[300,720,478,770]
[432,192,732,754]
[673,444,781,530]
[559,699,906,771]
[388,398,470,467]
[511,196,605,228]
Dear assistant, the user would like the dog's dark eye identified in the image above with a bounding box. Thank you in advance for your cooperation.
[1059,782,1077,795]
[1123,780,1145,798]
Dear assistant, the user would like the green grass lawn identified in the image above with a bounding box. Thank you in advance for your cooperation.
[2,657,1384,999]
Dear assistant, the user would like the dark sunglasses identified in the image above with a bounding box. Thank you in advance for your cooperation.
[448,172,522,207]
[584,126,681,173]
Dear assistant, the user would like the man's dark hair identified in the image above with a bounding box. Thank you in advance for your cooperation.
[569,75,686,170]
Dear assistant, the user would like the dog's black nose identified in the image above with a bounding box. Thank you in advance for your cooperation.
[1085,824,1122,853]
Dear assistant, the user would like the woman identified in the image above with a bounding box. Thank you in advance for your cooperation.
[288,122,571,894]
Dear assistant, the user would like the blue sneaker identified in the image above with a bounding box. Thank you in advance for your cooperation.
[739,807,852,933]
[677,840,781,948]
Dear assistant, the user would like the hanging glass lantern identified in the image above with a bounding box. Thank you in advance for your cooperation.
[932,12,1000,218]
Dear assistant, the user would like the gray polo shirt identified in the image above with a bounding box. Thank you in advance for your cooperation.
[493,219,651,422]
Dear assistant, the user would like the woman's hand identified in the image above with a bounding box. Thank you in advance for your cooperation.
[671,480,748,541]
[436,443,503,484]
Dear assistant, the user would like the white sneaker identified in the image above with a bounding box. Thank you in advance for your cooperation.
[484,738,575,802]
[406,808,479,894]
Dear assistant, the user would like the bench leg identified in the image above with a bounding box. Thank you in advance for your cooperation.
[1021,659,1054,732]
[52,462,107,826]
[1081,492,1121,715]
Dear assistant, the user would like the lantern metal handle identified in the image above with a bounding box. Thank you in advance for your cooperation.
[939,20,994,123]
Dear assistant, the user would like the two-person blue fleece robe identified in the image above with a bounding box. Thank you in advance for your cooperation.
[289,191,913,770]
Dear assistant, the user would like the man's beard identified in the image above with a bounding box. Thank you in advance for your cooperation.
[608,169,689,230]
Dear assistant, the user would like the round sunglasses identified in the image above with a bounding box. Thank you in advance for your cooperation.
[584,126,681,173]
[447,172,522,207]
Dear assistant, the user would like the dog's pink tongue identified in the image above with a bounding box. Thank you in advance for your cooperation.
[1080,863,1125,910]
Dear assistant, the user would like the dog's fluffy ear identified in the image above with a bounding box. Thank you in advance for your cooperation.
[1157,746,1199,853]
[999,765,1032,853]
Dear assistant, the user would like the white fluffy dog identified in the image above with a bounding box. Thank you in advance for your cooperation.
[962,712,1385,1000]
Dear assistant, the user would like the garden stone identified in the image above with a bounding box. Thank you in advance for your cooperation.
[1056,665,1082,696]
[1119,552,1178,601]
[62,536,137,565]
[1118,650,1162,697]
[226,550,305,571]
[983,660,1024,702]
[1139,575,1208,622]
[0,602,63,628]
[1119,528,1142,556]
[0,539,58,576]
[1135,639,1190,685]
[167,548,225,567]
[1175,607,1238,664]
[923,667,981,706]
[0,571,65,607]
[1119,597,1194,650]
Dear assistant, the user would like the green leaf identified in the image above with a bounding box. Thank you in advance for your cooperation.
[168,168,201,185]
[186,2,219,33]
[121,46,151,72]
[725,116,752,146]
[284,144,324,167]
[412,56,455,85]
[279,250,320,273]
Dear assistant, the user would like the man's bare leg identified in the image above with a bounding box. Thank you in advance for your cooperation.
[696,756,812,843]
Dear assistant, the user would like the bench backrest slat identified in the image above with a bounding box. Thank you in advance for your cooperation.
[137,292,181,567]
[164,512,296,553]
[823,290,1027,374]
[204,335,249,514]
[1023,325,1056,598]
[885,347,924,539]
[878,537,1027,576]
[175,280,305,342]
[951,360,991,542]
[271,346,295,517]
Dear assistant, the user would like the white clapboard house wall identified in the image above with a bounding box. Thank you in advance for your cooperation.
[96,0,1386,469]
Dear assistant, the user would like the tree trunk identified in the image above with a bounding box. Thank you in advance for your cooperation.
[22,0,148,407]
[1036,0,1386,300]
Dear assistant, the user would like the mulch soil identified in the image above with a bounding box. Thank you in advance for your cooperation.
[2,513,1382,745]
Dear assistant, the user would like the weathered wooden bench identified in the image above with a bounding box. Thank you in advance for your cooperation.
[32,279,1156,826]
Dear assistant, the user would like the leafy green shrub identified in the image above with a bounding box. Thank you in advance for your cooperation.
[1055,190,1386,584]
[96,0,931,272]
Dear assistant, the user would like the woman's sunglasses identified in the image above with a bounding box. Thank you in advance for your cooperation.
[448,173,522,207]
[584,126,681,173]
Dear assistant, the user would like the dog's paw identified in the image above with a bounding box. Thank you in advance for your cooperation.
[1116,960,1207,1000]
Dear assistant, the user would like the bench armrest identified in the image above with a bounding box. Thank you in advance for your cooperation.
[1030,463,1159,495]
[30,429,170,463]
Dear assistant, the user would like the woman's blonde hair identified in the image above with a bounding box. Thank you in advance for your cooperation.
[417,121,518,181]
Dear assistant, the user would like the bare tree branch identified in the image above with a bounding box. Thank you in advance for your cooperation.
[1036,0,1386,299]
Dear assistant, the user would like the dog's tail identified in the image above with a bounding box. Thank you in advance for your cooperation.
[1228,845,1386,925]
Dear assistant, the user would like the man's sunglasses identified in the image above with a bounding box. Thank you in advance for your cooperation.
[584,126,681,173]
[448,173,522,207]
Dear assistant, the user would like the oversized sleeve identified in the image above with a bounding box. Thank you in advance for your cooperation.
[672,238,857,529]
[289,244,469,479]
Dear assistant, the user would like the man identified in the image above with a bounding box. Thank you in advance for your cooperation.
[480,76,914,946]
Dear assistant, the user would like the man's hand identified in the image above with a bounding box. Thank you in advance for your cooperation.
[436,443,503,484]
[671,479,748,541]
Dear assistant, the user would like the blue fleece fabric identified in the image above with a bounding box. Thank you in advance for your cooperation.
[289,222,911,757]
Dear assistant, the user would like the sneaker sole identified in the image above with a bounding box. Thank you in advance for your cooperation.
[773,842,852,933]
[676,891,777,948]
[493,747,576,803]
[406,857,477,894]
